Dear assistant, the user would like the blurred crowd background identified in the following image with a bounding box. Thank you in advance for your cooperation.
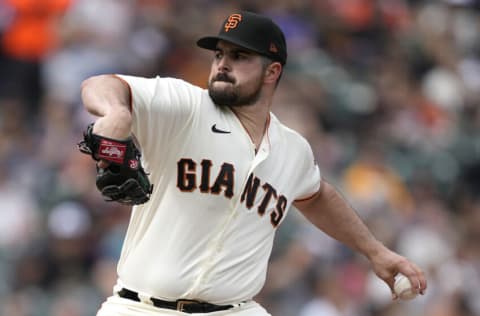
[0,0,479,315]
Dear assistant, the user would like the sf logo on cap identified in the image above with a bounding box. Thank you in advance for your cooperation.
[224,13,242,32]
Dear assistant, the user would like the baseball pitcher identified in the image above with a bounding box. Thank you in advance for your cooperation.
[79,11,427,316]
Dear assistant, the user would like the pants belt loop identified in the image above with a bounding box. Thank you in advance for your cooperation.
[138,293,154,306]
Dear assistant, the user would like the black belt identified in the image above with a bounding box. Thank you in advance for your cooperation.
[117,288,234,314]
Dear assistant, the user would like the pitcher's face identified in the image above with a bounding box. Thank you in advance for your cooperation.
[208,41,267,107]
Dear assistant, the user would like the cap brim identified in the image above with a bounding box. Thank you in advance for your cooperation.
[196,35,264,56]
[196,36,221,50]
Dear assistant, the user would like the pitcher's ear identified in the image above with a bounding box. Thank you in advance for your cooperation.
[264,62,282,84]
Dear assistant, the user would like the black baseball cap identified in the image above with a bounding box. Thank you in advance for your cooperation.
[197,11,287,65]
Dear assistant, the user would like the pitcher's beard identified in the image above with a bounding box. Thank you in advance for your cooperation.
[208,81,262,107]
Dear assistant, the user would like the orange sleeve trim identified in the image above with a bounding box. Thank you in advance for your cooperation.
[294,187,321,203]
[111,74,133,113]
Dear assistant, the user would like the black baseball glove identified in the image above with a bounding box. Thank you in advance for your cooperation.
[78,123,153,205]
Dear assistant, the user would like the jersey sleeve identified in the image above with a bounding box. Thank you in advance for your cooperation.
[115,74,202,158]
[292,139,321,202]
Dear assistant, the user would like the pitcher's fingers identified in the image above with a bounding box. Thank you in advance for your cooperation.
[402,264,427,295]
[407,262,427,294]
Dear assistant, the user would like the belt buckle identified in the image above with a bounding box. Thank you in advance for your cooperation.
[176,299,197,312]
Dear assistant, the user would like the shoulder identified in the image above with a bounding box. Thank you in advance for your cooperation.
[149,76,207,108]
[116,74,203,94]
[160,77,203,92]
[154,76,205,97]
[270,113,312,151]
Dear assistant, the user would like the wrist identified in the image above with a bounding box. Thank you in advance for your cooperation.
[363,240,388,261]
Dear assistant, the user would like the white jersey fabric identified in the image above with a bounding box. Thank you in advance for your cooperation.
[114,75,321,305]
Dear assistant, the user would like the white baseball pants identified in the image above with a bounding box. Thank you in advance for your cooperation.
[96,295,272,316]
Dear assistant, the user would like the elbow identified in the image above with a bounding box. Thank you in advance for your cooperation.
[81,74,112,98]
[80,76,93,91]
[80,82,92,113]
[80,74,131,117]
[81,74,105,92]
[80,75,105,114]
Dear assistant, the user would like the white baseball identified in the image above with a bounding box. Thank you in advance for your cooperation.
[394,274,418,300]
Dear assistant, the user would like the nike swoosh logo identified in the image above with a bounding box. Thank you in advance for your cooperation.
[211,124,231,134]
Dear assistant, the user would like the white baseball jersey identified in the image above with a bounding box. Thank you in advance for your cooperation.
[114,75,321,305]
